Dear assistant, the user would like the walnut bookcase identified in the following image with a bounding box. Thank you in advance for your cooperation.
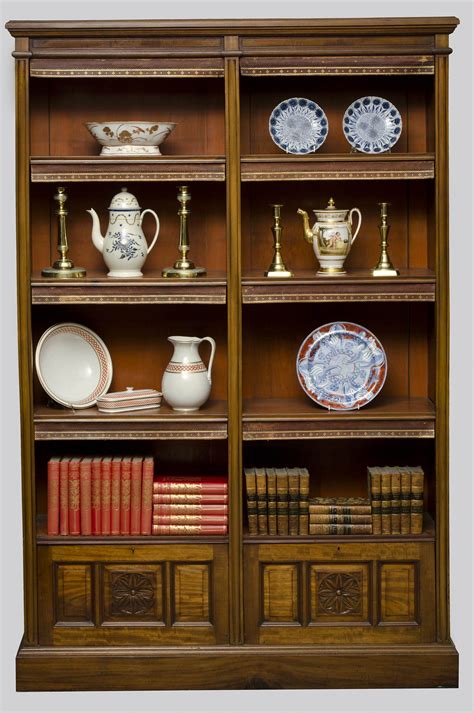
[7,17,459,691]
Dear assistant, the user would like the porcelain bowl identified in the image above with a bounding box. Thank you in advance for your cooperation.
[86,121,177,155]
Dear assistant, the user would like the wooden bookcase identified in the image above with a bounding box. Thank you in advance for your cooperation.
[6,17,459,690]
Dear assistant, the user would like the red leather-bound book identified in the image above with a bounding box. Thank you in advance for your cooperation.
[111,457,122,535]
[47,457,60,535]
[68,457,81,535]
[59,456,70,535]
[152,503,228,516]
[152,515,228,525]
[120,456,132,535]
[130,457,143,536]
[101,457,112,535]
[152,493,228,505]
[152,524,228,535]
[80,457,92,536]
[153,476,227,494]
[91,457,102,535]
[140,457,154,535]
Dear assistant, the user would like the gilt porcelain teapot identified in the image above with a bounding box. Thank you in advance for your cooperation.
[297,198,362,274]
[87,187,160,277]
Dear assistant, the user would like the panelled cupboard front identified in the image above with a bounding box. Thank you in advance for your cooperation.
[7,17,458,691]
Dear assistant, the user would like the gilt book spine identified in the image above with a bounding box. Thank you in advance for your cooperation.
[152,493,228,504]
[400,466,412,535]
[120,456,132,535]
[287,468,300,536]
[101,457,112,535]
[410,466,424,535]
[309,498,371,515]
[298,467,310,535]
[309,514,373,524]
[152,524,228,535]
[368,466,382,535]
[91,457,102,536]
[152,515,228,525]
[59,456,69,535]
[266,468,278,536]
[309,524,373,535]
[140,457,154,535]
[380,467,392,535]
[276,468,289,535]
[390,467,401,535]
[153,477,227,494]
[130,457,143,536]
[47,457,60,535]
[153,504,228,515]
[79,457,92,536]
[255,468,268,535]
[244,467,258,536]
[111,457,122,536]
[68,457,81,536]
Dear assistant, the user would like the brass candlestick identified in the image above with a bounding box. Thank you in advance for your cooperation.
[372,202,399,277]
[265,204,293,278]
[162,185,206,278]
[41,187,86,278]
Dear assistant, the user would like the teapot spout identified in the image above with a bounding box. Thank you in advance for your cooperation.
[297,208,313,244]
[86,208,105,253]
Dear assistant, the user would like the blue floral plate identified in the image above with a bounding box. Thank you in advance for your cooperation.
[269,97,328,154]
[343,96,402,154]
[296,321,387,410]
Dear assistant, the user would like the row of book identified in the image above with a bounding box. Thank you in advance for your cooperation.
[47,456,153,536]
[152,477,228,534]
[368,466,424,535]
[309,497,372,534]
[244,467,310,535]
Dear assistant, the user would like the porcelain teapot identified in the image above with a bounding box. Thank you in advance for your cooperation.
[297,198,362,274]
[162,336,216,412]
[87,187,160,277]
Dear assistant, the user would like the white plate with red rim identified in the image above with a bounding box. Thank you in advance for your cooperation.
[35,322,113,409]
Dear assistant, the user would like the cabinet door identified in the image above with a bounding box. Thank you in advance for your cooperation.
[244,542,435,645]
[38,544,228,646]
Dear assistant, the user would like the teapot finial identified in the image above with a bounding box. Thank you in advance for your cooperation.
[327,198,336,209]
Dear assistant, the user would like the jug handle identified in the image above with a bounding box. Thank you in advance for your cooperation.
[199,337,216,384]
[140,209,160,254]
[349,208,362,244]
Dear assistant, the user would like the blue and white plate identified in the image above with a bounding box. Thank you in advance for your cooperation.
[343,96,402,154]
[269,97,328,154]
[296,321,387,410]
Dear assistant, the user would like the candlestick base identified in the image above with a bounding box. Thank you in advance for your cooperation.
[41,264,86,278]
[264,268,294,278]
[162,260,206,278]
[372,266,399,277]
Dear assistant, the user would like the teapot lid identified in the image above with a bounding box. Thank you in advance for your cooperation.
[314,197,347,214]
[108,187,141,210]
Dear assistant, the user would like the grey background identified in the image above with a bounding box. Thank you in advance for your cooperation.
[0,0,472,711]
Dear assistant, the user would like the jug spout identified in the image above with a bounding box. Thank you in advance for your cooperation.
[87,208,105,253]
[297,208,313,244]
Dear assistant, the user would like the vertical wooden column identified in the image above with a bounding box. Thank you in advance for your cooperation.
[15,44,37,645]
[224,37,243,645]
[434,36,450,644]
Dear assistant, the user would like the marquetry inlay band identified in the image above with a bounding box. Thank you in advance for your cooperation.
[32,295,226,305]
[243,429,435,440]
[32,172,225,183]
[241,66,434,76]
[243,293,435,303]
[242,170,434,181]
[35,430,227,440]
[30,68,225,78]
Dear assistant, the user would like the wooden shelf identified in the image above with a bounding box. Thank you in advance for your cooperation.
[30,156,226,183]
[242,269,435,303]
[241,154,435,181]
[31,270,227,305]
[243,396,435,440]
[34,401,228,440]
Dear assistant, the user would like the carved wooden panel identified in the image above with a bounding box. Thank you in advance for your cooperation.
[379,562,418,624]
[309,563,370,624]
[55,564,93,625]
[261,563,300,623]
[172,563,211,624]
[102,565,164,624]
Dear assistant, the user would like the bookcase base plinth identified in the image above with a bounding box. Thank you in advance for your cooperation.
[16,641,458,691]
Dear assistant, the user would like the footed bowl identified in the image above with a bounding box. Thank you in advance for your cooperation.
[86,121,177,156]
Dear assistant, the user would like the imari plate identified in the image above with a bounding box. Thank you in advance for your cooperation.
[342,96,402,154]
[269,97,328,154]
[296,322,387,410]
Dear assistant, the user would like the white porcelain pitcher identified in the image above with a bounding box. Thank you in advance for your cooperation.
[87,187,160,277]
[162,336,216,412]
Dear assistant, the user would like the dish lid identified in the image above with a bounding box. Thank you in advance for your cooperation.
[108,187,141,210]
[97,387,162,405]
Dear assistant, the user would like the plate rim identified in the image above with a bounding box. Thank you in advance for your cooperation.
[296,320,387,410]
[342,95,402,154]
[268,96,329,155]
[35,321,113,409]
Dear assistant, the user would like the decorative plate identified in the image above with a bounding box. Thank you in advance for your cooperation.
[35,323,113,409]
[296,321,387,410]
[342,96,402,154]
[269,97,328,154]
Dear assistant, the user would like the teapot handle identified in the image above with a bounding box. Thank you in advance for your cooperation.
[140,209,160,254]
[199,337,216,384]
[349,208,362,244]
